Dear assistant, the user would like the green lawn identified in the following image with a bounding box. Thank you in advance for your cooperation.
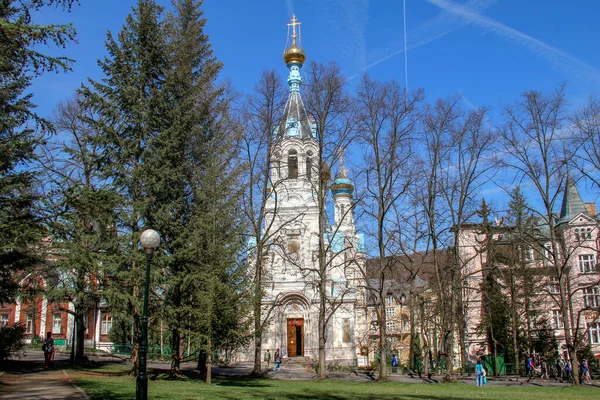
[72,366,598,400]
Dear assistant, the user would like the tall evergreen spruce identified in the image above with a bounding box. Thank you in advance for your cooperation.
[83,0,245,379]
[0,0,77,302]
[161,0,246,379]
[82,0,169,375]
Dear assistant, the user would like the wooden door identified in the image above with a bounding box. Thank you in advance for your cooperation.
[287,324,296,357]
[297,324,303,356]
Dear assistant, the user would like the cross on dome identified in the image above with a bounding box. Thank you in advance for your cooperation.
[287,15,301,47]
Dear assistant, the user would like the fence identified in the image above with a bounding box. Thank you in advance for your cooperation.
[112,344,173,356]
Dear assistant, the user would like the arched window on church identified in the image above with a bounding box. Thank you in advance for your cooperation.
[287,234,300,262]
[274,151,281,180]
[288,149,298,179]
[306,150,313,181]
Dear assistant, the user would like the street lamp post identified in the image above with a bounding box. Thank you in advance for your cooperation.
[137,229,160,400]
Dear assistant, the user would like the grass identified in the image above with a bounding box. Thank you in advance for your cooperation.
[71,366,599,400]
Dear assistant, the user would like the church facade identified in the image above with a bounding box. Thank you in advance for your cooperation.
[244,16,369,366]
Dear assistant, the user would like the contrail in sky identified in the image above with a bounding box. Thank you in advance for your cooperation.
[349,0,498,80]
[424,0,600,83]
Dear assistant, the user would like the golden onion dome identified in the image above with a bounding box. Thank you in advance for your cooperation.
[283,44,306,65]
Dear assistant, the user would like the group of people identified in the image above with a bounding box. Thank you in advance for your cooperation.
[264,348,282,371]
[527,355,593,384]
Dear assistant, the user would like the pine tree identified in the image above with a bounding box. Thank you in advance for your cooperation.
[81,0,169,375]
[158,0,247,380]
[0,0,77,302]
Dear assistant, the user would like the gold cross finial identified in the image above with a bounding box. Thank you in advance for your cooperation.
[287,15,301,46]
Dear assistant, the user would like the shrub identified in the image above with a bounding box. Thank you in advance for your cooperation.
[0,324,26,360]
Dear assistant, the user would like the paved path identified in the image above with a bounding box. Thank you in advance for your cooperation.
[0,353,88,400]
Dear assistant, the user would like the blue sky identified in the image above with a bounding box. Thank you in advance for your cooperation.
[30,0,600,212]
[32,0,600,118]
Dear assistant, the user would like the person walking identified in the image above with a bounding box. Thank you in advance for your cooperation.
[273,348,281,371]
[540,359,548,379]
[525,356,534,381]
[264,349,271,368]
[580,359,591,384]
[556,358,564,381]
[475,359,484,386]
[391,354,399,373]
[564,360,572,383]
[42,332,55,369]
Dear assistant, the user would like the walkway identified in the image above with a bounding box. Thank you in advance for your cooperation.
[0,353,88,400]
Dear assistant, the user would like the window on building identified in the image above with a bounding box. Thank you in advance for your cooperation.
[548,278,560,294]
[52,314,61,334]
[401,315,409,332]
[101,314,113,335]
[26,315,33,334]
[386,321,396,333]
[385,296,395,306]
[342,318,351,343]
[585,227,593,240]
[0,314,8,326]
[274,152,281,180]
[589,322,600,345]
[552,309,564,329]
[543,243,553,263]
[386,307,395,319]
[523,246,534,261]
[288,150,298,179]
[583,286,600,308]
[574,228,582,241]
[306,157,312,181]
[287,234,300,262]
[579,254,596,273]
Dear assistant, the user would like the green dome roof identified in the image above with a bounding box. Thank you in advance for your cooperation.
[331,172,354,196]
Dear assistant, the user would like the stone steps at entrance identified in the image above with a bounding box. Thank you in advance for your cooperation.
[283,356,313,367]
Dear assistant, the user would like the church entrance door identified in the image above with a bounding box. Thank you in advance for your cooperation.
[287,318,303,357]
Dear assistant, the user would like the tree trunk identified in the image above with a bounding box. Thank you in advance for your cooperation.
[408,279,416,371]
[206,339,212,385]
[251,254,263,376]
[318,280,327,379]
[378,305,388,381]
[75,313,86,360]
[70,318,76,365]
[131,315,140,376]
[252,329,262,376]
[30,301,37,348]
[197,349,207,374]
[170,328,181,376]
[561,274,579,384]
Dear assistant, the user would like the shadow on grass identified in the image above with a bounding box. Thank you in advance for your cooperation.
[75,380,132,400]
[215,376,273,388]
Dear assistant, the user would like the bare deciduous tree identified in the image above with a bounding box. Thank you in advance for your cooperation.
[355,74,423,380]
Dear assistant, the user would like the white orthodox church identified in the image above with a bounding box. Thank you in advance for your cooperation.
[244,16,369,366]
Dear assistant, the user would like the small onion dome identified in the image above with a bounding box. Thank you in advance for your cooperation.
[331,171,354,196]
[283,44,306,65]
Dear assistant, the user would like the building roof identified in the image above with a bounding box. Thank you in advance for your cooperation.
[275,91,314,140]
[558,177,590,225]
